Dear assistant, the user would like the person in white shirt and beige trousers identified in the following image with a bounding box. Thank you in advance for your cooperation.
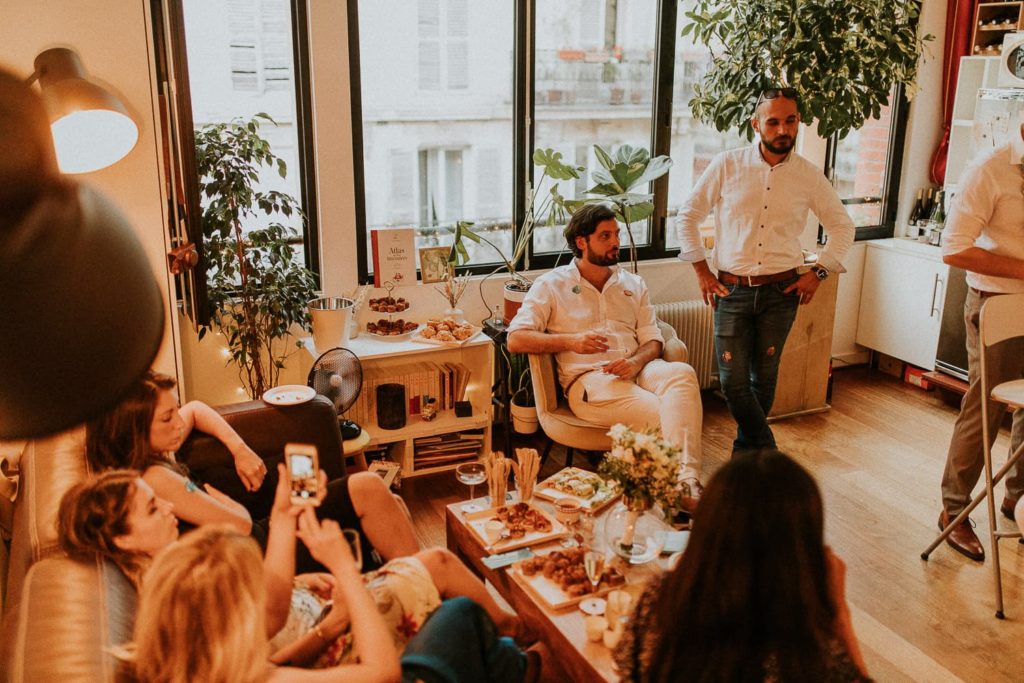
[937,121,1024,562]
[676,88,855,454]
[508,203,704,509]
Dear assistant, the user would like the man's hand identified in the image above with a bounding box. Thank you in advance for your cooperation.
[603,357,641,380]
[782,271,821,305]
[571,332,610,354]
[694,261,729,307]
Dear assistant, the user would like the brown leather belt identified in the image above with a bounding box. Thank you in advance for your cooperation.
[717,268,798,287]
[969,287,1001,299]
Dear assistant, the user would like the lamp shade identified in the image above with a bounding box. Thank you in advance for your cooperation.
[0,182,164,439]
[33,48,139,174]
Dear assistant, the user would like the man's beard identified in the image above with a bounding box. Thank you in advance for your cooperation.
[586,248,619,267]
[761,134,795,155]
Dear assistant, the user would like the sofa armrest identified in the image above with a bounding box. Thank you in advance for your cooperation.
[657,320,689,364]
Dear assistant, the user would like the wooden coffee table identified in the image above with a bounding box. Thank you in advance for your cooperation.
[445,500,663,683]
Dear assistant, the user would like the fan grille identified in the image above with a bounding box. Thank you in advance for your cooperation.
[307,348,362,415]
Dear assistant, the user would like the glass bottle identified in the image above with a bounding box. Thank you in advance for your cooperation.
[925,190,945,246]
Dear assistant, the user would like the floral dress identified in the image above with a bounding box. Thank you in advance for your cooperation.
[269,555,441,666]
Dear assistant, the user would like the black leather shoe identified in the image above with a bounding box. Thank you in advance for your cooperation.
[1001,497,1018,521]
[939,511,985,562]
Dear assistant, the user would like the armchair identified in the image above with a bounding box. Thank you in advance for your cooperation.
[528,320,687,467]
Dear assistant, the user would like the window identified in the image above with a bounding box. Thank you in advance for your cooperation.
[154,0,318,325]
[350,1,907,281]
[825,86,907,240]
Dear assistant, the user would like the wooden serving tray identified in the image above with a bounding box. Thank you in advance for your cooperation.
[534,467,620,513]
[462,503,567,554]
[507,549,627,611]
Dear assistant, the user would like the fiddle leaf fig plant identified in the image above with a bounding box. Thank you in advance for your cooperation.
[681,0,932,139]
[195,113,318,399]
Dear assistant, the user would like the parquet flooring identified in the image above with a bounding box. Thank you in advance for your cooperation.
[398,367,1024,682]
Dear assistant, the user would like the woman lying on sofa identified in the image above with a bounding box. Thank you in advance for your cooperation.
[58,470,537,681]
[85,370,418,572]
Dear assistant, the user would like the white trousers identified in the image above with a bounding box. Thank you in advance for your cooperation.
[566,359,703,481]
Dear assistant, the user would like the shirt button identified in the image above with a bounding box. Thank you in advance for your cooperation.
[764,206,768,209]
[758,243,762,246]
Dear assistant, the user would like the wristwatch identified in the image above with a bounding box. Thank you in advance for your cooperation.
[811,265,830,281]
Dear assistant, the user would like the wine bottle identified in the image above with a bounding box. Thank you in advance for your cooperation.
[907,189,924,230]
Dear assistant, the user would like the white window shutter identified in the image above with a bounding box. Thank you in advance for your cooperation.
[389,150,415,224]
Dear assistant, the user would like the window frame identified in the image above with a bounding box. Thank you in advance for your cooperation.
[350,0,907,282]
[154,0,322,327]
[823,84,910,243]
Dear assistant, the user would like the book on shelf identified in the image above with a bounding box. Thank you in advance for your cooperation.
[370,227,417,287]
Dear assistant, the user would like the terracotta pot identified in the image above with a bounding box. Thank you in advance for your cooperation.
[503,282,530,325]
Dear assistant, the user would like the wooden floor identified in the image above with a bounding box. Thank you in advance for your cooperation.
[398,367,1024,682]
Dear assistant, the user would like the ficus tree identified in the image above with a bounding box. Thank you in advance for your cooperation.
[682,0,933,139]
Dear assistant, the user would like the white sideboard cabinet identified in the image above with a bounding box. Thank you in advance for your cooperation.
[856,240,950,370]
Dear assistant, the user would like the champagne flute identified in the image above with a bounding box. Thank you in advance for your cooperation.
[584,549,606,594]
[455,462,487,513]
[341,528,362,572]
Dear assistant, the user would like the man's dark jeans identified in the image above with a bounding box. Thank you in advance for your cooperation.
[713,276,800,451]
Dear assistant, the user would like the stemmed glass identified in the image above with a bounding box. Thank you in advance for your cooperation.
[455,462,487,513]
[584,548,606,594]
[342,528,362,571]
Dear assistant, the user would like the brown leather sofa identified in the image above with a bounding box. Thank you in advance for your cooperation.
[1,396,345,682]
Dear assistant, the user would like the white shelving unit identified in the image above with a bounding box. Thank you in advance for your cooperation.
[304,333,494,478]
[946,56,1001,193]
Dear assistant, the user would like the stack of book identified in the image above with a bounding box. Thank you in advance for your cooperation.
[347,362,471,427]
[413,429,485,468]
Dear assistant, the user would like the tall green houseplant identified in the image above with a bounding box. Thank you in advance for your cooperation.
[195,114,318,399]
[682,0,932,139]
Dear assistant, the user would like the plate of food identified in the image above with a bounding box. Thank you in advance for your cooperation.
[367,296,410,313]
[365,319,419,339]
[262,384,316,406]
[412,318,480,346]
[463,502,566,554]
[534,467,620,512]
[508,547,628,610]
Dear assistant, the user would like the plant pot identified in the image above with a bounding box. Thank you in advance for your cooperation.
[309,297,353,353]
[510,400,539,434]
[503,282,531,325]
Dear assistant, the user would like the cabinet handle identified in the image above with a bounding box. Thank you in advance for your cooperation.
[930,273,944,318]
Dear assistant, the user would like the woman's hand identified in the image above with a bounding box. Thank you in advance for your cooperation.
[296,509,357,575]
[295,572,336,600]
[317,589,353,640]
[231,443,266,492]
[270,464,328,523]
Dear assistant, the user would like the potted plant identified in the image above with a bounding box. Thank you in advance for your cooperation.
[447,147,582,322]
[681,0,932,140]
[508,351,537,434]
[195,113,318,399]
[570,144,672,274]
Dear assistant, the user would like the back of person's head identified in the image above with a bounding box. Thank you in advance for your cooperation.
[86,370,177,471]
[645,450,834,683]
[58,469,148,585]
[564,203,617,257]
[132,525,268,683]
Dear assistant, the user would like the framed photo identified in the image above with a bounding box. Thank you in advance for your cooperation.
[419,246,451,284]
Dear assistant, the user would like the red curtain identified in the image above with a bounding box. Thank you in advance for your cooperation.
[931,0,979,184]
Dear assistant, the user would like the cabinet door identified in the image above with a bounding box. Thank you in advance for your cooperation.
[856,247,949,369]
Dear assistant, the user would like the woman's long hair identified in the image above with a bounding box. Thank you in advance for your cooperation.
[132,526,269,683]
[644,450,835,683]
[57,470,149,586]
[86,371,177,472]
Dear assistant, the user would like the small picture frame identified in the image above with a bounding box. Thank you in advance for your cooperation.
[419,246,451,284]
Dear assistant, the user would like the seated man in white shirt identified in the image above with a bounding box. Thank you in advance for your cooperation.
[507,203,704,505]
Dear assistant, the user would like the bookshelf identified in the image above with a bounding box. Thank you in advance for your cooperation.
[971,2,1023,56]
[303,333,494,478]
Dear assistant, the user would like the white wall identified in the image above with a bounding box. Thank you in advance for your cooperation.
[0,0,181,383]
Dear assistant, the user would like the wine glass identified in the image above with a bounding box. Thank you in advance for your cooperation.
[554,498,582,547]
[342,528,362,572]
[455,462,487,513]
[584,548,606,594]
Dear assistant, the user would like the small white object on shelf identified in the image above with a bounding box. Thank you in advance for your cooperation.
[262,385,316,406]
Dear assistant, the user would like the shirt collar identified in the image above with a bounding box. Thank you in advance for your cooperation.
[570,259,621,290]
[753,142,793,168]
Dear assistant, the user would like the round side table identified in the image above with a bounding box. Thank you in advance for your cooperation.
[342,428,371,473]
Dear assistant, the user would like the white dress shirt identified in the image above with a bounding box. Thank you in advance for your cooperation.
[675,144,856,275]
[942,138,1024,294]
[507,262,663,389]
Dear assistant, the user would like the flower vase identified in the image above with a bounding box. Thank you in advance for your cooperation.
[443,307,465,323]
[604,498,665,565]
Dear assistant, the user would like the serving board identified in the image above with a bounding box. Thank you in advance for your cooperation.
[463,503,566,554]
[534,467,620,512]
[507,548,627,611]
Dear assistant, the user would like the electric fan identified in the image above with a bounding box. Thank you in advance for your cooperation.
[307,348,364,440]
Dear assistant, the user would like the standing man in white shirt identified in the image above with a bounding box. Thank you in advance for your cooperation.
[508,203,704,501]
[676,88,855,454]
[936,121,1024,562]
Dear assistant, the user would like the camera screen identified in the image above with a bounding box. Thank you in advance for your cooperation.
[289,453,317,499]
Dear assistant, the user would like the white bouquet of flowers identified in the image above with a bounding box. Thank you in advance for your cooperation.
[598,423,683,512]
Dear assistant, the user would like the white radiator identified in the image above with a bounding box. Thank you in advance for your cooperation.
[654,300,718,389]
